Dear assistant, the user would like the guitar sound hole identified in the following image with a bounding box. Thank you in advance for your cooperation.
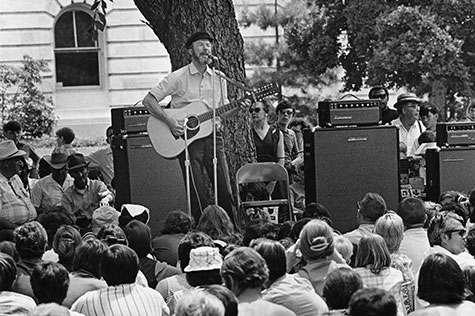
[186,116,199,130]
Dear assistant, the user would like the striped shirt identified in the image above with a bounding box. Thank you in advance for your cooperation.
[71,283,168,316]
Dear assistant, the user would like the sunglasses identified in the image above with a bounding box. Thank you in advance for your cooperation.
[249,108,262,114]
[279,110,294,115]
[371,94,387,99]
[445,229,466,237]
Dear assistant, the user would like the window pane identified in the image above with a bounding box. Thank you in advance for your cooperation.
[55,12,74,48]
[75,11,95,47]
[55,52,100,86]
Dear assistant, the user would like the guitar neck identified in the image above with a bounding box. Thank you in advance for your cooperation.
[197,101,239,123]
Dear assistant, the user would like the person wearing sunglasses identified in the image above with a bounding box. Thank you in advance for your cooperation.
[250,99,284,165]
[369,86,398,125]
[419,102,439,132]
[275,100,300,171]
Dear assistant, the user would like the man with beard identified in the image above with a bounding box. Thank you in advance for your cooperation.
[143,31,236,223]
[31,152,74,212]
[61,153,113,233]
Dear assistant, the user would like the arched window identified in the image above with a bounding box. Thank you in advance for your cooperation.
[54,6,101,87]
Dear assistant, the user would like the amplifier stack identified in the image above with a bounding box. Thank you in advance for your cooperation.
[317,99,381,127]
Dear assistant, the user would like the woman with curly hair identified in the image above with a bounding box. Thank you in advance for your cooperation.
[221,247,295,316]
[52,225,81,272]
[152,210,193,266]
[196,205,242,246]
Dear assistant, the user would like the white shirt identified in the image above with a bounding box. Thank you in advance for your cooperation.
[391,117,425,157]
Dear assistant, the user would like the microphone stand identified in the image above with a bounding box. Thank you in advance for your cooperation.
[183,117,192,215]
[211,62,218,206]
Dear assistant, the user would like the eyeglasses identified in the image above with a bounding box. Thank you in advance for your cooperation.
[371,94,387,100]
[279,110,294,115]
[445,229,466,237]
[249,108,262,114]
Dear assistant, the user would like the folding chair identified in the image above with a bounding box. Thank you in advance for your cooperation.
[235,162,294,226]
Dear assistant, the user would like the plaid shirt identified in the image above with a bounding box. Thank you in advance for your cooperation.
[0,173,36,225]
[354,267,405,316]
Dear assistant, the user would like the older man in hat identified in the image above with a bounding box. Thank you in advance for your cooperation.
[0,140,36,229]
[30,152,74,213]
[61,153,113,232]
[142,31,237,223]
[391,92,425,157]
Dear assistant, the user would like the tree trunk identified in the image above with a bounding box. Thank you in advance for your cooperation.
[430,80,446,121]
[133,0,256,202]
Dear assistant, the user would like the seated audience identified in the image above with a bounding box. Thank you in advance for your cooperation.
[353,234,405,316]
[203,285,239,316]
[61,153,113,233]
[175,289,225,316]
[303,203,332,226]
[221,247,296,316]
[343,192,387,246]
[118,203,150,227]
[333,236,353,265]
[184,246,222,287]
[0,241,18,262]
[124,220,180,288]
[71,244,168,316]
[239,182,273,225]
[374,211,415,313]
[196,205,242,246]
[29,303,76,316]
[396,197,431,273]
[295,219,348,296]
[242,222,278,246]
[252,238,329,316]
[62,238,107,308]
[411,253,475,315]
[322,268,363,316]
[11,221,47,299]
[52,225,81,272]
[466,225,475,257]
[348,288,397,316]
[96,224,128,246]
[464,266,475,303]
[30,262,69,305]
[0,252,36,315]
[52,127,76,156]
[425,211,475,269]
[86,126,114,190]
[152,210,193,267]
[90,205,120,235]
[31,153,74,213]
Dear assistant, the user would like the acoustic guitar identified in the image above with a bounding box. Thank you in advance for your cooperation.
[147,83,280,158]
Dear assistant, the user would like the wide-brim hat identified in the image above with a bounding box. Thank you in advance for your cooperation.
[0,140,26,161]
[67,153,89,170]
[44,152,68,169]
[394,92,421,108]
[184,246,223,272]
[186,31,214,49]
[92,206,120,235]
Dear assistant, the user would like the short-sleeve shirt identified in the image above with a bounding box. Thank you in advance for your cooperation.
[61,179,112,219]
[31,174,74,210]
[0,173,36,224]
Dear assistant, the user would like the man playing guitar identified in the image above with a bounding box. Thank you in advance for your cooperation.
[143,31,235,223]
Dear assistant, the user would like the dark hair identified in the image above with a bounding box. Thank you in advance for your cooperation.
[0,253,17,291]
[277,221,293,241]
[419,102,439,116]
[3,120,22,132]
[203,285,239,316]
[37,208,76,249]
[52,225,81,272]
[348,288,397,316]
[72,238,107,279]
[418,253,465,304]
[427,211,465,247]
[161,210,193,235]
[97,224,128,246]
[368,86,389,99]
[466,226,475,257]
[196,205,240,244]
[469,188,475,223]
[288,218,312,242]
[358,193,387,222]
[441,202,468,226]
[396,197,426,227]
[13,221,48,259]
[55,127,75,144]
[0,241,19,262]
[124,220,152,258]
[250,238,286,285]
[186,270,222,287]
[31,262,70,304]
[252,98,272,114]
[355,234,391,274]
[288,117,312,130]
[221,247,268,291]
[242,222,278,246]
[239,182,270,201]
[178,231,216,272]
[418,130,436,144]
[464,266,475,303]
[303,203,331,224]
[323,267,364,310]
[275,100,295,114]
[100,244,139,286]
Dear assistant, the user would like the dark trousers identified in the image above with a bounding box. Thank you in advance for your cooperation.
[178,134,235,223]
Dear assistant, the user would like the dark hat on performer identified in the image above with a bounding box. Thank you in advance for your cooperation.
[186,31,214,49]
[394,92,421,109]
[44,152,68,169]
[67,153,89,170]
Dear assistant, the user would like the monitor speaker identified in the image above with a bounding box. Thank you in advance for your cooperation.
[112,133,187,236]
[426,147,475,201]
[304,126,400,233]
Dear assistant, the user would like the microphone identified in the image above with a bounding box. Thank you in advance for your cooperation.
[208,55,219,65]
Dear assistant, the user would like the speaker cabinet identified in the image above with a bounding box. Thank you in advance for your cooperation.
[304,126,400,233]
[112,134,187,236]
[426,147,475,201]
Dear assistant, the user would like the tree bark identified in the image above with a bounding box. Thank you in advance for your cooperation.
[133,0,256,203]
